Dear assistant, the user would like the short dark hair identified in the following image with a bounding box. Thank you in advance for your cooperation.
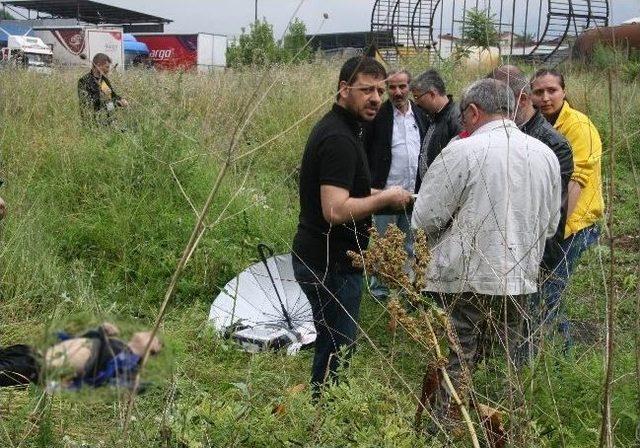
[337,56,387,98]
[532,68,566,90]
[409,69,446,95]
[92,53,112,65]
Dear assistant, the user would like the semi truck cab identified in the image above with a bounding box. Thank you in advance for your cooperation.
[1,35,53,73]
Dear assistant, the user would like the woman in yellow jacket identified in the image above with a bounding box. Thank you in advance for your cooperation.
[531,69,604,349]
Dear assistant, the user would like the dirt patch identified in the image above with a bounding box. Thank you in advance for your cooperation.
[606,234,640,252]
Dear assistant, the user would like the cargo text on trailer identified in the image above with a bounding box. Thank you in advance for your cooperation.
[135,33,227,72]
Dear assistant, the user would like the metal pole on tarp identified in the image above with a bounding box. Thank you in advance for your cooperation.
[257,244,294,330]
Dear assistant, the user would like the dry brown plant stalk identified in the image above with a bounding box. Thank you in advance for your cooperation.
[348,225,480,448]
[600,68,617,448]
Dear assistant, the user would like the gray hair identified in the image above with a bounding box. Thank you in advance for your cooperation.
[387,69,412,84]
[409,69,446,95]
[488,65,531,99]
[460,78,515,116]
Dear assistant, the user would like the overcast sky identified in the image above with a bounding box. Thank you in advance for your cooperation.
[7,0,640,38]
[105,0,640,38]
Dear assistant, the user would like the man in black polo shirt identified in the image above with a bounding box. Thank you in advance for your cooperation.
[292,56,413,396]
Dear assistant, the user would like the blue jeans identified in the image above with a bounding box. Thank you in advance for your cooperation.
[368,212,414,299]
[538,225,600,349]
[292,257,363,397]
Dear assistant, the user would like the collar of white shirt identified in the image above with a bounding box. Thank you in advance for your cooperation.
[471,118,517,136]
[393,102,414,118]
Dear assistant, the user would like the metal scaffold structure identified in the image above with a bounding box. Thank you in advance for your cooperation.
[370,0,609,64]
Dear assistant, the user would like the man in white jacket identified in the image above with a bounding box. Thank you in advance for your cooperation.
[412,78,561,402]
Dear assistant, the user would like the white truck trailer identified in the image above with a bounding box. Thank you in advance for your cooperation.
[32,26,124,70]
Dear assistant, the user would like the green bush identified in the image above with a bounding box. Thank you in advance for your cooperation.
[226,18,312,68]
[590,42,640,82]
[461,8,500,49]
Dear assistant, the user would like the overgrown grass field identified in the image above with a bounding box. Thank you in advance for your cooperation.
[0,59,638,447]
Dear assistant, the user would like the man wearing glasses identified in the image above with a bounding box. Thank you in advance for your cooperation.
[292,56,413,398]
[409,69,463,191]
[364,69,428,299]
[412,79,561,411]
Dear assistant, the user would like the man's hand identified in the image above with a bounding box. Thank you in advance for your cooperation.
[381,186,413,210]
[116,98,129,107]
[0,196,5,221]
[321,185,412,225]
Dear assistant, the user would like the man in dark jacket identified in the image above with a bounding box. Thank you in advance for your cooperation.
[364,69,428,298]
[78,53,128,125]
[409,69,462,191]
[489,66,573,270]
[489,65,574,357]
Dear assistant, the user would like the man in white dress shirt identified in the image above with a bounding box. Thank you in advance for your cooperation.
[412,78,561,407]
[365,70,428,299]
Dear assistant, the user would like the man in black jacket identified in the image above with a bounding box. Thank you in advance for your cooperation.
[364,69,428,298]
[409,69,463,191]
[78,53,128,125]
[489,65,574,358]
[489,65,573,271]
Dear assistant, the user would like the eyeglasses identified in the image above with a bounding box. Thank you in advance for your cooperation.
[460,103,474,122]
[412,91,428,101]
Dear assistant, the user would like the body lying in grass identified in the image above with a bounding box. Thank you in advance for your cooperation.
[44,322,161,389]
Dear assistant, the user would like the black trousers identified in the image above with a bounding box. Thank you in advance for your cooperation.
[293,257,363,397]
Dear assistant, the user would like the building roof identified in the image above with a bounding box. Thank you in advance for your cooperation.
[1,0,171,25]
[306,30,394,51]
[0,20,34,41]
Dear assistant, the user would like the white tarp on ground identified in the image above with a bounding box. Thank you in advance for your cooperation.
[208,253,316,346]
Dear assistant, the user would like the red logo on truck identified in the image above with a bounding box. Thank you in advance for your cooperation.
[52,28,85,55]
[134,35,198,70]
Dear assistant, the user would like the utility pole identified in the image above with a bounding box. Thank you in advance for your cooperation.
[254,0,258,23]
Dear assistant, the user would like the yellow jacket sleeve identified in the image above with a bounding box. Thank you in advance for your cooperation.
[556,102,605,236]
[562,117,602,188]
